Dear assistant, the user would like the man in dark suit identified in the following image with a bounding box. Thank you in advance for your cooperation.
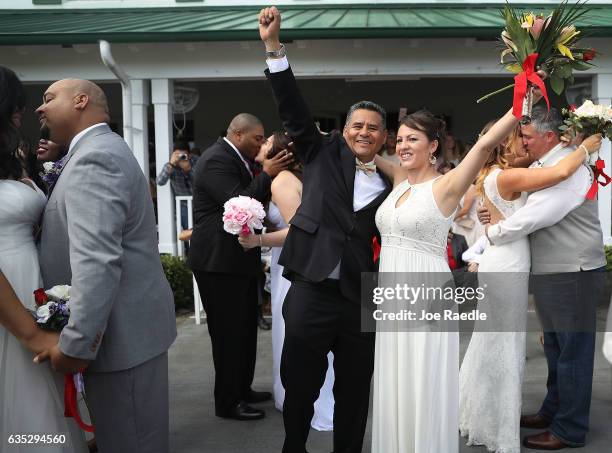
[260,8,392,453]
[188,113,291,420]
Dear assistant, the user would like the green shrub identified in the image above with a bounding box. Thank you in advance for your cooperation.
[606,245,612,272]
[160,254,194,310]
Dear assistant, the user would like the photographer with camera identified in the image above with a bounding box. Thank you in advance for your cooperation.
[157,140,195,231]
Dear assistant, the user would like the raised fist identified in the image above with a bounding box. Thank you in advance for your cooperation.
[259,6,281,49]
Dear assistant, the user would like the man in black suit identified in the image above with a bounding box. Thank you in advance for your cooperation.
[188,113,291,420]
[260,8,392,453]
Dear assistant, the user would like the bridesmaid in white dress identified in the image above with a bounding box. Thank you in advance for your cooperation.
[239,132,334,431]
[459,128,602,453]
[453,184,485,247]
[372,96,542,453]
[0,65,87,452]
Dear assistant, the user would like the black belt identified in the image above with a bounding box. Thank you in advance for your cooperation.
[292,274,341,290]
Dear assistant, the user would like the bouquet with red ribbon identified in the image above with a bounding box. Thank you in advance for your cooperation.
[560,100,612,199]
[477,1,595,123]
[32,286,94,433]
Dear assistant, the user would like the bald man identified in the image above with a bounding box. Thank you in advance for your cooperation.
[188,114,291,420]
[35,79,177,453]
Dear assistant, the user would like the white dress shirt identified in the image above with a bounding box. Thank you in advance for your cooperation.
[267,56,386,278]
[223,136,253,178]
[487,143,591,246]
[69,123,107,153]
[461,235,488,264]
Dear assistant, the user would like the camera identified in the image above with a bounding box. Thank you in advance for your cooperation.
[179,153,188,161]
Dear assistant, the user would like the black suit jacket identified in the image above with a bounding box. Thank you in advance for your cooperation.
[450,233,469,270]
[266,66,391,303]
[187,137,271,275]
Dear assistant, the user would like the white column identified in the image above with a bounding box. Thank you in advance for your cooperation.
[130,79,150,179]
[592,73,612,245]
[152,78,177,255]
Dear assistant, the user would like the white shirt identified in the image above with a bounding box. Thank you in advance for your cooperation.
[223,136,253,178]
[69,123,107,153]
[267,56,386,278]
[487,143,590,246]
[461,235,488,264]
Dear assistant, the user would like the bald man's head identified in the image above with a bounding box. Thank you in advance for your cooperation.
[225,113,265,160]
[227,113,263,137]
[36,78,110,146]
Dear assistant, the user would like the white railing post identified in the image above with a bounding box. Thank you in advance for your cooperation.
[174,195,204,324]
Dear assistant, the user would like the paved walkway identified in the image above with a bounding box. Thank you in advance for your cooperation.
[169,313,612,453]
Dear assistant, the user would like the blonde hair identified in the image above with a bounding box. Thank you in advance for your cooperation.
[475,120,511,197]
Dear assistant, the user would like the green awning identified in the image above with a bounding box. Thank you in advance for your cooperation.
[1,4,612,45]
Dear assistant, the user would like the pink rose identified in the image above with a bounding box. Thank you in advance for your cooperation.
[234,211,251,225]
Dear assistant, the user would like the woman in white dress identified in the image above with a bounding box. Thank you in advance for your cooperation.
[239,132,334,430]
[371,93,547,452]
[0,65,88,453]
[458,126,602,453]
[453,184,485,247]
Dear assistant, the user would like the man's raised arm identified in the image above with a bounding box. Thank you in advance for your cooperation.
[259,6,321,164]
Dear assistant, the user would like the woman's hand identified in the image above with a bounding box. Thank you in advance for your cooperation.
[26,329,60,356]
[238,233,261,250]
[579,133,603,154]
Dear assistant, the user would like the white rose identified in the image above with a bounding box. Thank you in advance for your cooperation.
[46,285,71,302]
[575,100,597,118]
[36,304,53,323]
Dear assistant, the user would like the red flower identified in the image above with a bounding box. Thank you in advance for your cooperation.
[569,104,577,112]
[33,288,48,306]
[583,49,596,62]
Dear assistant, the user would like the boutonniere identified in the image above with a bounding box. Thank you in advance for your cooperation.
[40,160,64,187]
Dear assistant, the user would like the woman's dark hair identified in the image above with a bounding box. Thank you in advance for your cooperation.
[0,65,26,180]
[268,131,302,174]
[399,110,446,158]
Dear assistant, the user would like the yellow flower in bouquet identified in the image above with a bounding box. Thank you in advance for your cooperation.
[478,1,596,121]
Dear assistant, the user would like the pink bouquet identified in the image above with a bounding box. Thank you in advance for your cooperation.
[222,196,266,235]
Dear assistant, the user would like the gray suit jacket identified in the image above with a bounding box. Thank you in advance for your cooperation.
[39,124,177,373]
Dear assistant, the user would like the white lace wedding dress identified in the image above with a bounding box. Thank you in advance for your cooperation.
[372,177,459,453]
[459,167,530,453]
[0,179,87,453]
[268,202,334,431]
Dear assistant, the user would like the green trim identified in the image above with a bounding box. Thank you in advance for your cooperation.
[2,4,612,45]
[175,0,204,3]
[31,0,62,4]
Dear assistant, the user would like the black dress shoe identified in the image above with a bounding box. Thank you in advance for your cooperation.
[245,389,272,404]
[217,402,265,421]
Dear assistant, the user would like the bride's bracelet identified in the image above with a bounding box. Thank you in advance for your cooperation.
[258,234,263,247]
[579,144,589,161]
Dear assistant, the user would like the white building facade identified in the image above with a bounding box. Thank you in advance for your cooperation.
[1,0,611,251]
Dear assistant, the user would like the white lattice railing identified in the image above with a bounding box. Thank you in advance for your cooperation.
[174,196,204,324]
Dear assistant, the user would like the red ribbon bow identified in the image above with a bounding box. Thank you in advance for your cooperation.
[64,372,95,432]
[513,53,550,120]
[586,158,612,200]
[372,236,381,263]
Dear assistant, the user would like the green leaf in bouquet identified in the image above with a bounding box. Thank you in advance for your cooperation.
[556,63,573,78]
[550,75,565,95]
[537,1,590,63]
[570,60,595,71]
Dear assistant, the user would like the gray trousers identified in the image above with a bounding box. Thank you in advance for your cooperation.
[85,352,169,453]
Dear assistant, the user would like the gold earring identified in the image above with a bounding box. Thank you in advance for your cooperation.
[429,154,437,165]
